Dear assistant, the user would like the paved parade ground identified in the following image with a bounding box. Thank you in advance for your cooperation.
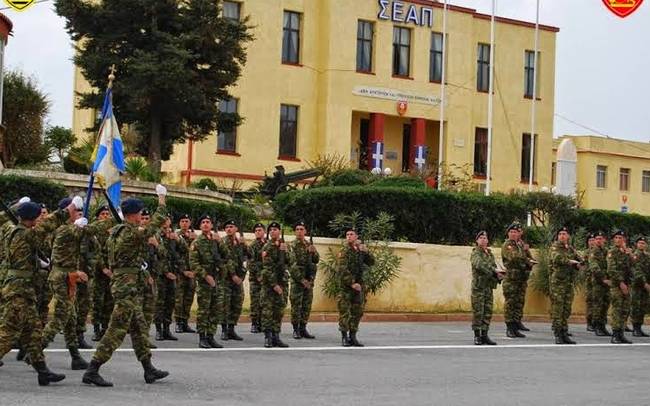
[2,321,650,406]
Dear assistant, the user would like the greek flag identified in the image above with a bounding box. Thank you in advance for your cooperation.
[371,141,384,170]
[415,145,426,170]
[90,88,125,208]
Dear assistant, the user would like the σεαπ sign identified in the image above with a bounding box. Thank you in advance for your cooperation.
[353,86,441,106]
[378,0,434,27]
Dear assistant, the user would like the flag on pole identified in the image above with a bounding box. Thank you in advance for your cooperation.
[90,87,125,208]
[415,145,426,170]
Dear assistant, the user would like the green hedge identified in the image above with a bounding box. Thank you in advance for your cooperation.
[372,176,426,189]
[0,175,68,209]
[567,209,650,239]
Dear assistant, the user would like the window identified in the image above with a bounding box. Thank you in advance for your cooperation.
[596,165,607,188]
[643,170,650,193]
[282,11,301,64]
[358,119,369,170]
[619,168,630,191]
[430,32,444,82]
[474,128,488,177]
[402,124,412,173]
[356,21,374,73]
[521,133,538,182]
[223,1,241,21]
[217,99,238,153]
[279,104,298,158]
[551,162,557,186]
[477,43,490,92]
[392,27,411,77]
[524,50,540,98]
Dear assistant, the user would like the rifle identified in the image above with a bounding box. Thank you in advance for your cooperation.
[279,227,286,269]
[209,235,223,287]
[307,222,317,281]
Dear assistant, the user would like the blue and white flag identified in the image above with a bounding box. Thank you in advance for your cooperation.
[415,145,427,170]
[371,141,384,171]
[90,88,125,208]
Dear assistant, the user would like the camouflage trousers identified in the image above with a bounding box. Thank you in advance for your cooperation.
[35,270,51,326]
[42,270,78,349]
[591,283,610,325]
[218,279,244,325]
[174,272,195,323]
[155,275,176,325]
[502,273,529,323]
[549,276,575,334]
[91,272,114,328]
[630,286,649,325]
[261,285,287,333]
[608,288,631,331]
[75,280,91,334]
[290,281,313,325]
[142,281,156,333]
[0,295,45,364]
[471,286,494,332]
[338,287,365,333]
[249,275,262,325]
[584,277,594,322]
[196,280,219,335]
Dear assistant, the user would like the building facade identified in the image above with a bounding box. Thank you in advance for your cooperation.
[72,0,559,191]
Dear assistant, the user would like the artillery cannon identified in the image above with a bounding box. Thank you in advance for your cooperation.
[260,165,320,198]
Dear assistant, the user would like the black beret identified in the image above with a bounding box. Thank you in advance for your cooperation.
[40,203,48,210]
[595,231,606,238]
[475,230,488,241]
[198,214,212,223]
[556,226,570,237]
[224,219,237,227]
[507,222,523,233]
[95,205,110,218]
[344,226,358,234]
[267,221,281,232]
[293,221,306,230]
[121,198,145,215]
[58,197,72,210]
[611,229,626,238]
[253,223,265,230]
[179,214,191,221]
[141,209,151,216]
[587,233,596,240]
[17,202,42,220]
[635,236,647,244]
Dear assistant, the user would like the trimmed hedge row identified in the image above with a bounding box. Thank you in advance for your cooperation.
[0,175,68,209]
[566,209,650,239]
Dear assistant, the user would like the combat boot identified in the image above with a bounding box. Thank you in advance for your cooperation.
[562,330,576,345]
[206,334,223,349]
[506,322,526,338]
[250,321,260,334]
[175,320,184,334]
[586,316,595,332]
[341,331,351,347]
[82,360,112,387]
[78,333,93,349]
[163,323,178,341]
[349,331,364,347]
[273,332,289,348]
[183,321,196,333]
[220,324,229,341]
[16,347,26,361]
[69,347,89,370]
[292,323,302,340]
[141,357,169,384]
[632,323,649,337]
[554,331,564,345]
[264,330,273,348]
[611,329,627,344]
[198,333,212,349]
[516,321,531,332]
[482,330,497,345]
[0,359,3,367]
[155,323,164,341]
[300,323,315,339]
[594,322,612,337]
[92,324,102,341]
[33,360,66,386]
[619,331,633,344]
[228,324,243,341]
[473,330,483,345]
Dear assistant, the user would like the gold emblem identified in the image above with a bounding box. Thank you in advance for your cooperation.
[4,0,36,12]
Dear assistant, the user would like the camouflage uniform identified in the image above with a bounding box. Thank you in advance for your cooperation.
[247,238,266,330]
[607,246,633,331]
[261,239,290,334]
[470,246,499,333]
[336,243,374,334]
[549,241,580,336]
[174,230,194,329]
[588,245,610,330]
[581,248,595,327]
[155,233,184,329]
[142,242,158,334]
[35,234,53,326]
[219,235,247,329]
[630,248,650,327]
[88,220,115,338]
[289,238,319,327]
[501,239,534,324]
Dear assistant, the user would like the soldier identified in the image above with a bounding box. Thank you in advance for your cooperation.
[247,223,266,333]
[261,222,290,348]
[501,222,537,338]
[337,227,374,347]
[607,230,634,344]
[589,231,612,337]
[140,209,157,345]
[630,236,650,337]
[583,233,596,332]
[189,215,225,349]
[154,217,180,341]
[0,199,74,385]
[470,231,504,345]
[289,221,319,340]
[35,204,53,327]
[549,226,582,345]
[82,187,170,387]
[90,206,115,342]
[219,219,247,341]
[174,214,196,334]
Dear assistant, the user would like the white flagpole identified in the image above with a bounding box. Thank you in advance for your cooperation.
[437,0,448,189]
[485,0,496,196]
[528,0,540,192]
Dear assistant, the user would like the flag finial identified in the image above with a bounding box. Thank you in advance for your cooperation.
[108,64,116,88]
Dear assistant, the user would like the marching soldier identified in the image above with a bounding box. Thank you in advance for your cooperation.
[189,215,226,349]
[154,217,180,342]
[261,222,290,348]
[35,204,53,327]
[219,220,247,341]
[549,226,582,344]
[583,233,596,332]
[470,231,504,345]
[247,223,266,333]
[82,186,170,387]
[337,227,374,347]
[607,230,634,344]
[174,214,196,334]
[501,222,537,338]
[630,236,650,337]
[140,209,157,345]
[289,221,319,340]
[90,206,115,342]
[589,231,612,336]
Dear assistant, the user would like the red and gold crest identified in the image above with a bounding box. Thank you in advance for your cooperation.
[602,0,644,18]
[397,100,408,116]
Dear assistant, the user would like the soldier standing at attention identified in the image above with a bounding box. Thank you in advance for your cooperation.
[630,236,650,337]
[261,222,290,348]
[154,217,180,342]
[470,231,504,345]
[90,206,115,342]
[501,223,537,338]
[219,220,247,341]
[549,227,582,345]
[607,230,634,344]
[248,223,266,333]
[174,214,196,334]
[589,231,612,337]
[289,221,319,340]
[82,186,170,387]
[337,227,374,347]
[583,233,597,332]
[189,215,226,349]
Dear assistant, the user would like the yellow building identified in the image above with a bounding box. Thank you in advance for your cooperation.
[553,135,650,215]
[73,0,559,192]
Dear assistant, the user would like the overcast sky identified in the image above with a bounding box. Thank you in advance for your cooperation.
[2,0,649,143]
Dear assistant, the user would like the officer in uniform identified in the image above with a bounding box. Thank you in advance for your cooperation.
[607,230,634,344]
[174,214,196,334]
[589,231,612,337]
[219,219,247,341]
[630,236,650,337]
[261,222,290,348]
[289,221,319,340]
[470,231,503,345]
[247,223,266,333]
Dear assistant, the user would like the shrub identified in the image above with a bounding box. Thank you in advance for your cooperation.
[317,169,374,187]
[190,178,219,192]
[371,176,426,189]
[0,175,68,209]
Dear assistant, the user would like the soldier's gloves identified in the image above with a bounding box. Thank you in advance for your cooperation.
[155,184,167,196]
[18,196,31,204]
[72,196,84,210]
[39,258,50,269]
[74,217,88,228]
[141,261,149,271]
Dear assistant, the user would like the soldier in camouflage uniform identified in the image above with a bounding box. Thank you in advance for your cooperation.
[154,218,181,341]
[607,230,634,344]
[261,222,290,348]
[35,205,53,327]
[289,221,319,340]
[583,233,596,332]
[337,227,374,347]
[630,236,650,337]
[189,215,226,349]
[501,222,537,338]
[248,223,266,333]
[82,188,170,387]
[90,206,115,342]
[140,210,157,346]
[219,220,247,341]
[589,231,612,337]
[0,199,73,385]
[470,231,503,345]
[174,214,196,334]
[549,226,582,344]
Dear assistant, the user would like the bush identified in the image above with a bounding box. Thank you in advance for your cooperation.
[0,175,68,209]
[190,178,219,192]
[371,176,426,189]
[566,209,650,238]
[317,169,373,187]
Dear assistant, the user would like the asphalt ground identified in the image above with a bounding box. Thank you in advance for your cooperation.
[2,321,649,406]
